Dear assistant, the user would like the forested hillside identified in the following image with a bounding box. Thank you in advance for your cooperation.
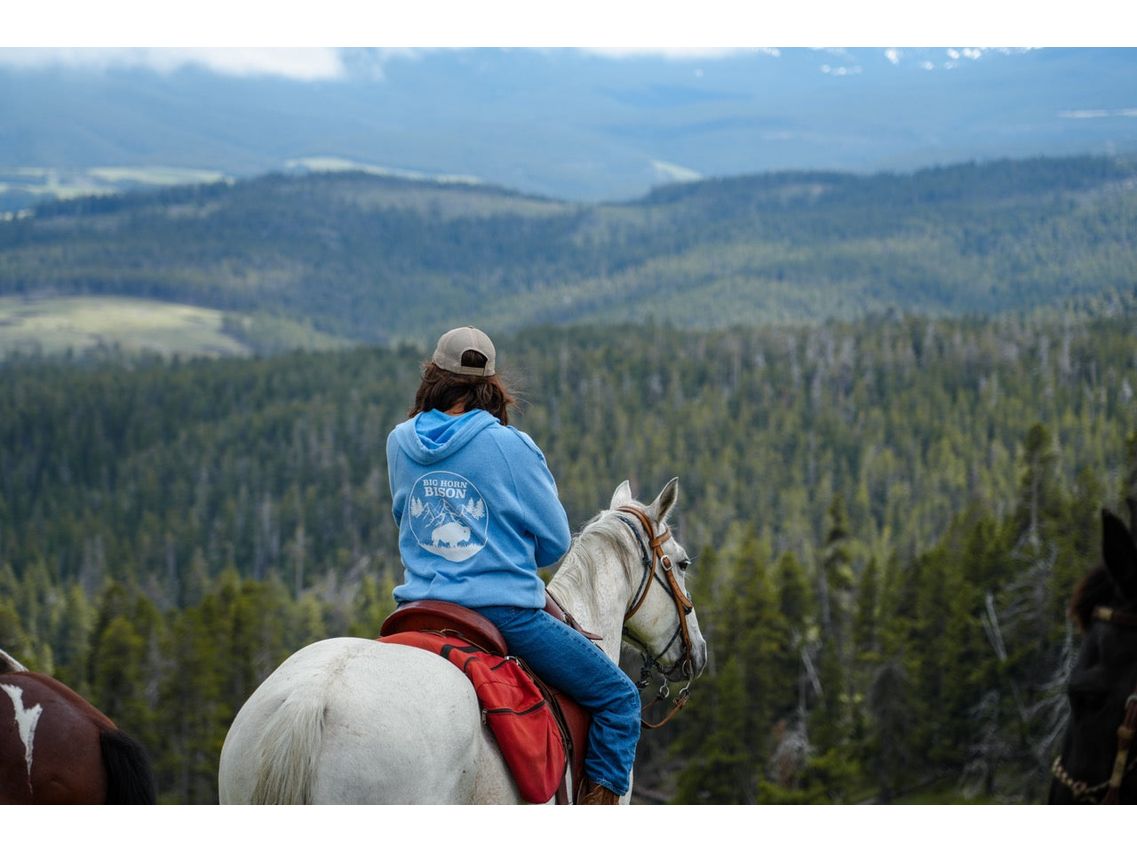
[1,155,1135,347]
[2,310,1135,802]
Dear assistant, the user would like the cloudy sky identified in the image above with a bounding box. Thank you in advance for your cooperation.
[7,1,1119,76]
[0,45,1044,83]
[0,47,355,80]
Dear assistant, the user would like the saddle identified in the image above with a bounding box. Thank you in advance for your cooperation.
[378,596,593,804]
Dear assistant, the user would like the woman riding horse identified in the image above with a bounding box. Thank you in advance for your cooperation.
[385,326,639,805]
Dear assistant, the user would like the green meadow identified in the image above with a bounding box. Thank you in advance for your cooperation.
[0,296,249,358]
[0,296,355,358]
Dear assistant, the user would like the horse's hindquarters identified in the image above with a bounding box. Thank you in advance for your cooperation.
[1,675,107,804]
[219,637,514,804]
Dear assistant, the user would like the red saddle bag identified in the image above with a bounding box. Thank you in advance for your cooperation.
[379,631,567,803]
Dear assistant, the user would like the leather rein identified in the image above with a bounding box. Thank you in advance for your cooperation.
[1052,605,1137,804]
[614,504,696,730]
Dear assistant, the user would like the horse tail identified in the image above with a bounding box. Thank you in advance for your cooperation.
[100,728,158,804]
[250,689,326,805]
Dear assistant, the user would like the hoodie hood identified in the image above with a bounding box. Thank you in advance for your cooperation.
[393,409,499,464]
[386,406,572,610]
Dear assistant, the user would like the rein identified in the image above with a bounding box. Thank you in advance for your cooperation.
[1052,605,1137,804]
[613,504,696,730]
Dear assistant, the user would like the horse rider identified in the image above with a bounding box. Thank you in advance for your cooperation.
[385,326,640,804]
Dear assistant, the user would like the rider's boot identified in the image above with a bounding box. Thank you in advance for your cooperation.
[578,781,620,805]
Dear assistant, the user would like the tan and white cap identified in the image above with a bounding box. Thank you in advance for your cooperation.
[431,326,496,376]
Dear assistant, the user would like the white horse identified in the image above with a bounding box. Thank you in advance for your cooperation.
[218,478,707,804]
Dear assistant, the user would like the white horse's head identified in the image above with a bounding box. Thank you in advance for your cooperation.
[608,478,708,682]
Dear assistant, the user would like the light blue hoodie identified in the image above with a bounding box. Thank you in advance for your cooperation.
[386,408,572,608]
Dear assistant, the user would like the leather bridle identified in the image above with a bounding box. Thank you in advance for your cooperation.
[614,504,697,730]
[1052,605,1137,804]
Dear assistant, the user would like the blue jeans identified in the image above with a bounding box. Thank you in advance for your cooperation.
[473,605,641,795]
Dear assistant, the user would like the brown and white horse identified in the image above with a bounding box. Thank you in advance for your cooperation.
[0,650,156,804]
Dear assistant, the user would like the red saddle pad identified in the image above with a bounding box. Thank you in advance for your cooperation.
[379,631,566,803]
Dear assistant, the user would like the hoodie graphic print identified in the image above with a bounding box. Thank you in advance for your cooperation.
[386,408,572,609]
[406,470,488,561]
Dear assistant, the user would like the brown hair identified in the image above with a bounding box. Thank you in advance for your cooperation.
[409,349,517,425]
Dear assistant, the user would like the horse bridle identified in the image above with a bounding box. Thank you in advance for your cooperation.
[1051,605,1137,804]
[614,504,696,730]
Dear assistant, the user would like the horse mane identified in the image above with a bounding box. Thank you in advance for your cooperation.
[580,510,637,553]
[561,511,638,583]
[1069,566,1117,632]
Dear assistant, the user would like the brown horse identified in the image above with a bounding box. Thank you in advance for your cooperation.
[0,649,156,804]
[1049,504,1137,804]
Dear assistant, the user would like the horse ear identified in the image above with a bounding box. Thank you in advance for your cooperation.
[648,477,679,522]
[610,480,633,509]
[1102,508,1137,603]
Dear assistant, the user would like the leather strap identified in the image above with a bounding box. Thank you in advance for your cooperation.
[1103,694,1137,803]
[545,589,603,642]
[618,505,693,655]
[614,504,696,729]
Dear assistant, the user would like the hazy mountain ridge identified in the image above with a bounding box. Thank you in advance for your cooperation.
[1,154,1135,353]
[2,48,1136,205]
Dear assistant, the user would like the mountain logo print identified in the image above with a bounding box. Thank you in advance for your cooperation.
[407,471,490,562]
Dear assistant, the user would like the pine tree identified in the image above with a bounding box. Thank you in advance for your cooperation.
[0,600,35,667]
[672,656,754,803]
[348,574,397,637]
[159,602,227,803]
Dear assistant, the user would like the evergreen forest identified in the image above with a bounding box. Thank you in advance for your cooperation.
[3,306,1136,803]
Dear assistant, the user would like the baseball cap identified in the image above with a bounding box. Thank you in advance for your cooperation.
[431,326,496,377]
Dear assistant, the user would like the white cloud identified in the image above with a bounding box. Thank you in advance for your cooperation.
[4,2,1126,51]
[1059,108,1137,119]
[284,156,481,184]
[820,63,862,76]
[580,47,775,60]
[884,48,902,65]
[651,159,702,183]
[0,47,349,81]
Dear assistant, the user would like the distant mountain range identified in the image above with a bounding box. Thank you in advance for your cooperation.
[1,154,1135,356]
[2,48,1136,206]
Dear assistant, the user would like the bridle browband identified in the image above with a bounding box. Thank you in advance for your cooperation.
[613,504,696,730]
[1052,605,1137,804]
